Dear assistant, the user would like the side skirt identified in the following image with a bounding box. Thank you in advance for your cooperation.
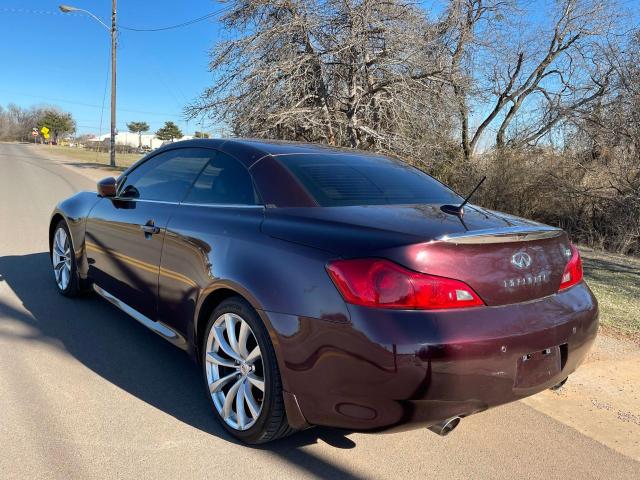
[93,284,188,350]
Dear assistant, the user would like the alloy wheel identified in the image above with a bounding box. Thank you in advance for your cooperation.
[52,227,72,291]
[205,312,265,431]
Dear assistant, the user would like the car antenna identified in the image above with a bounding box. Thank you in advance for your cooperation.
[441,176,486,216]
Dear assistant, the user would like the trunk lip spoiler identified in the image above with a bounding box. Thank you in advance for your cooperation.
[436,225,564,244]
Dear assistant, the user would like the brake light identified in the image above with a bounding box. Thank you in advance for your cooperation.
[559,243,583,290]
[326,258,485,310]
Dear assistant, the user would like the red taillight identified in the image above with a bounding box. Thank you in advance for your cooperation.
[559,243,583,290]
[326,258,485,310]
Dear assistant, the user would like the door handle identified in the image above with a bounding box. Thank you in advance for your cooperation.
[140,221,160,235]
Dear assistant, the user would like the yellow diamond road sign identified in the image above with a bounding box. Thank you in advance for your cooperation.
[40,126,49,135]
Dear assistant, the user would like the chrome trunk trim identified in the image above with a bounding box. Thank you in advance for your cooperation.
[437,225,564,244]
[93,284,187,349]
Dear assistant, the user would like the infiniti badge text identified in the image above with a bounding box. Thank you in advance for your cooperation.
[503,271,550,289]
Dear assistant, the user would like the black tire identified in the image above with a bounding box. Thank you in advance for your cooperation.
[550,376,568,391]
[51,219,81,297]
[202,296,295,444]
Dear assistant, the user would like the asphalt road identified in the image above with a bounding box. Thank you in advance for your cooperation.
[0,142,638,479]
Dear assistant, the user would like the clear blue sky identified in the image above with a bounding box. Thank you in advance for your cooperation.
[0,1,223,136]
[2,1,637,139]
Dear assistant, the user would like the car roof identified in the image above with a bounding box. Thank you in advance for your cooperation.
[147,138,390,169]
[171,137,354,155]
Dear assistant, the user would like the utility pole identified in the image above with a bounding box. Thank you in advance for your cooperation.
[59,3,117,166]
[110,0,117,167]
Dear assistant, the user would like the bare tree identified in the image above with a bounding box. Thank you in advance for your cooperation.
[0,104,49,141]
[188,0,637,254]
[443,0,620,159]
[188,0,456,165]
[563,32,640,252]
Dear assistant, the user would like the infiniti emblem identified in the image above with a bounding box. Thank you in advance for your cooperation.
[511,252,532,269]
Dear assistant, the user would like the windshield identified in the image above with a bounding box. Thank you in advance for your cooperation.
[278,153,461,207]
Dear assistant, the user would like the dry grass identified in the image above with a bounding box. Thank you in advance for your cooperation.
[580,246,640,342]
[38,145,142,169]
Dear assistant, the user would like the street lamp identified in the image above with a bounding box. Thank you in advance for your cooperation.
[60,2,117,168]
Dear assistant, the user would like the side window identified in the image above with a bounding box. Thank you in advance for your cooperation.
[118,148,211,202]
[184,152,258,205]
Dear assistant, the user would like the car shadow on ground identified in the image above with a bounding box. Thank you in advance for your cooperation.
[0,252,362,480]
[582,256,640,277]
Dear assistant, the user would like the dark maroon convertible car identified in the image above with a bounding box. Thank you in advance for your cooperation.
[49,139,598,443]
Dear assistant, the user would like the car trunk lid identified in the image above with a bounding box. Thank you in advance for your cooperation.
[380,227,571,306]
[262,204,572,306]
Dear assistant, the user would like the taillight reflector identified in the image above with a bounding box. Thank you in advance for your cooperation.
[559,243,583,290]
[326,258,485,310]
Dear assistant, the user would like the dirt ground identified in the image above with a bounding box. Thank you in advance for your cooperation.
[524,334,640,460]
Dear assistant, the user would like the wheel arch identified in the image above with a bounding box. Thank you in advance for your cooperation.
[193,281,268,362]
[193,281,309,430]
[49,212,66,257]
[194,287,241,359]
[192,282,292,391]
[48,191,101,281]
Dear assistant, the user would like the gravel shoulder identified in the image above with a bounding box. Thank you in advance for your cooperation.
[32,144,132,182]
[524,334,640,460]
[34,144,141,170]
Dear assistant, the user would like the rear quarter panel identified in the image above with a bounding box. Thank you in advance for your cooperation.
[158,204,350,371]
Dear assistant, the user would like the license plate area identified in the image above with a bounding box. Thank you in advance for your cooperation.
[514,345,563,389]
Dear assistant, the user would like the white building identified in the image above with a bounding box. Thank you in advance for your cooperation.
[89,132,194,149]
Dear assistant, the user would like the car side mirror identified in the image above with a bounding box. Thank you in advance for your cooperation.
[97,177,117,197]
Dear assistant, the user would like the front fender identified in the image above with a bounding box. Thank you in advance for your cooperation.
[50,191,101,280]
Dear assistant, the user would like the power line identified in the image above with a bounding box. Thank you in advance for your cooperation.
[2,5,225,136]
[119,7,232,32]
[0,89,183,118]
[1,6,232,32]
[0,7,64,16]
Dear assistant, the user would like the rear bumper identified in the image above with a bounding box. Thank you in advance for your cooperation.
[264,281,598,431]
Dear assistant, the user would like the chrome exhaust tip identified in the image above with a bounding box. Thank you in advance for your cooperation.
[427,417,461,436]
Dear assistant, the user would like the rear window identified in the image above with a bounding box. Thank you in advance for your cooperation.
[279,153,461,206]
